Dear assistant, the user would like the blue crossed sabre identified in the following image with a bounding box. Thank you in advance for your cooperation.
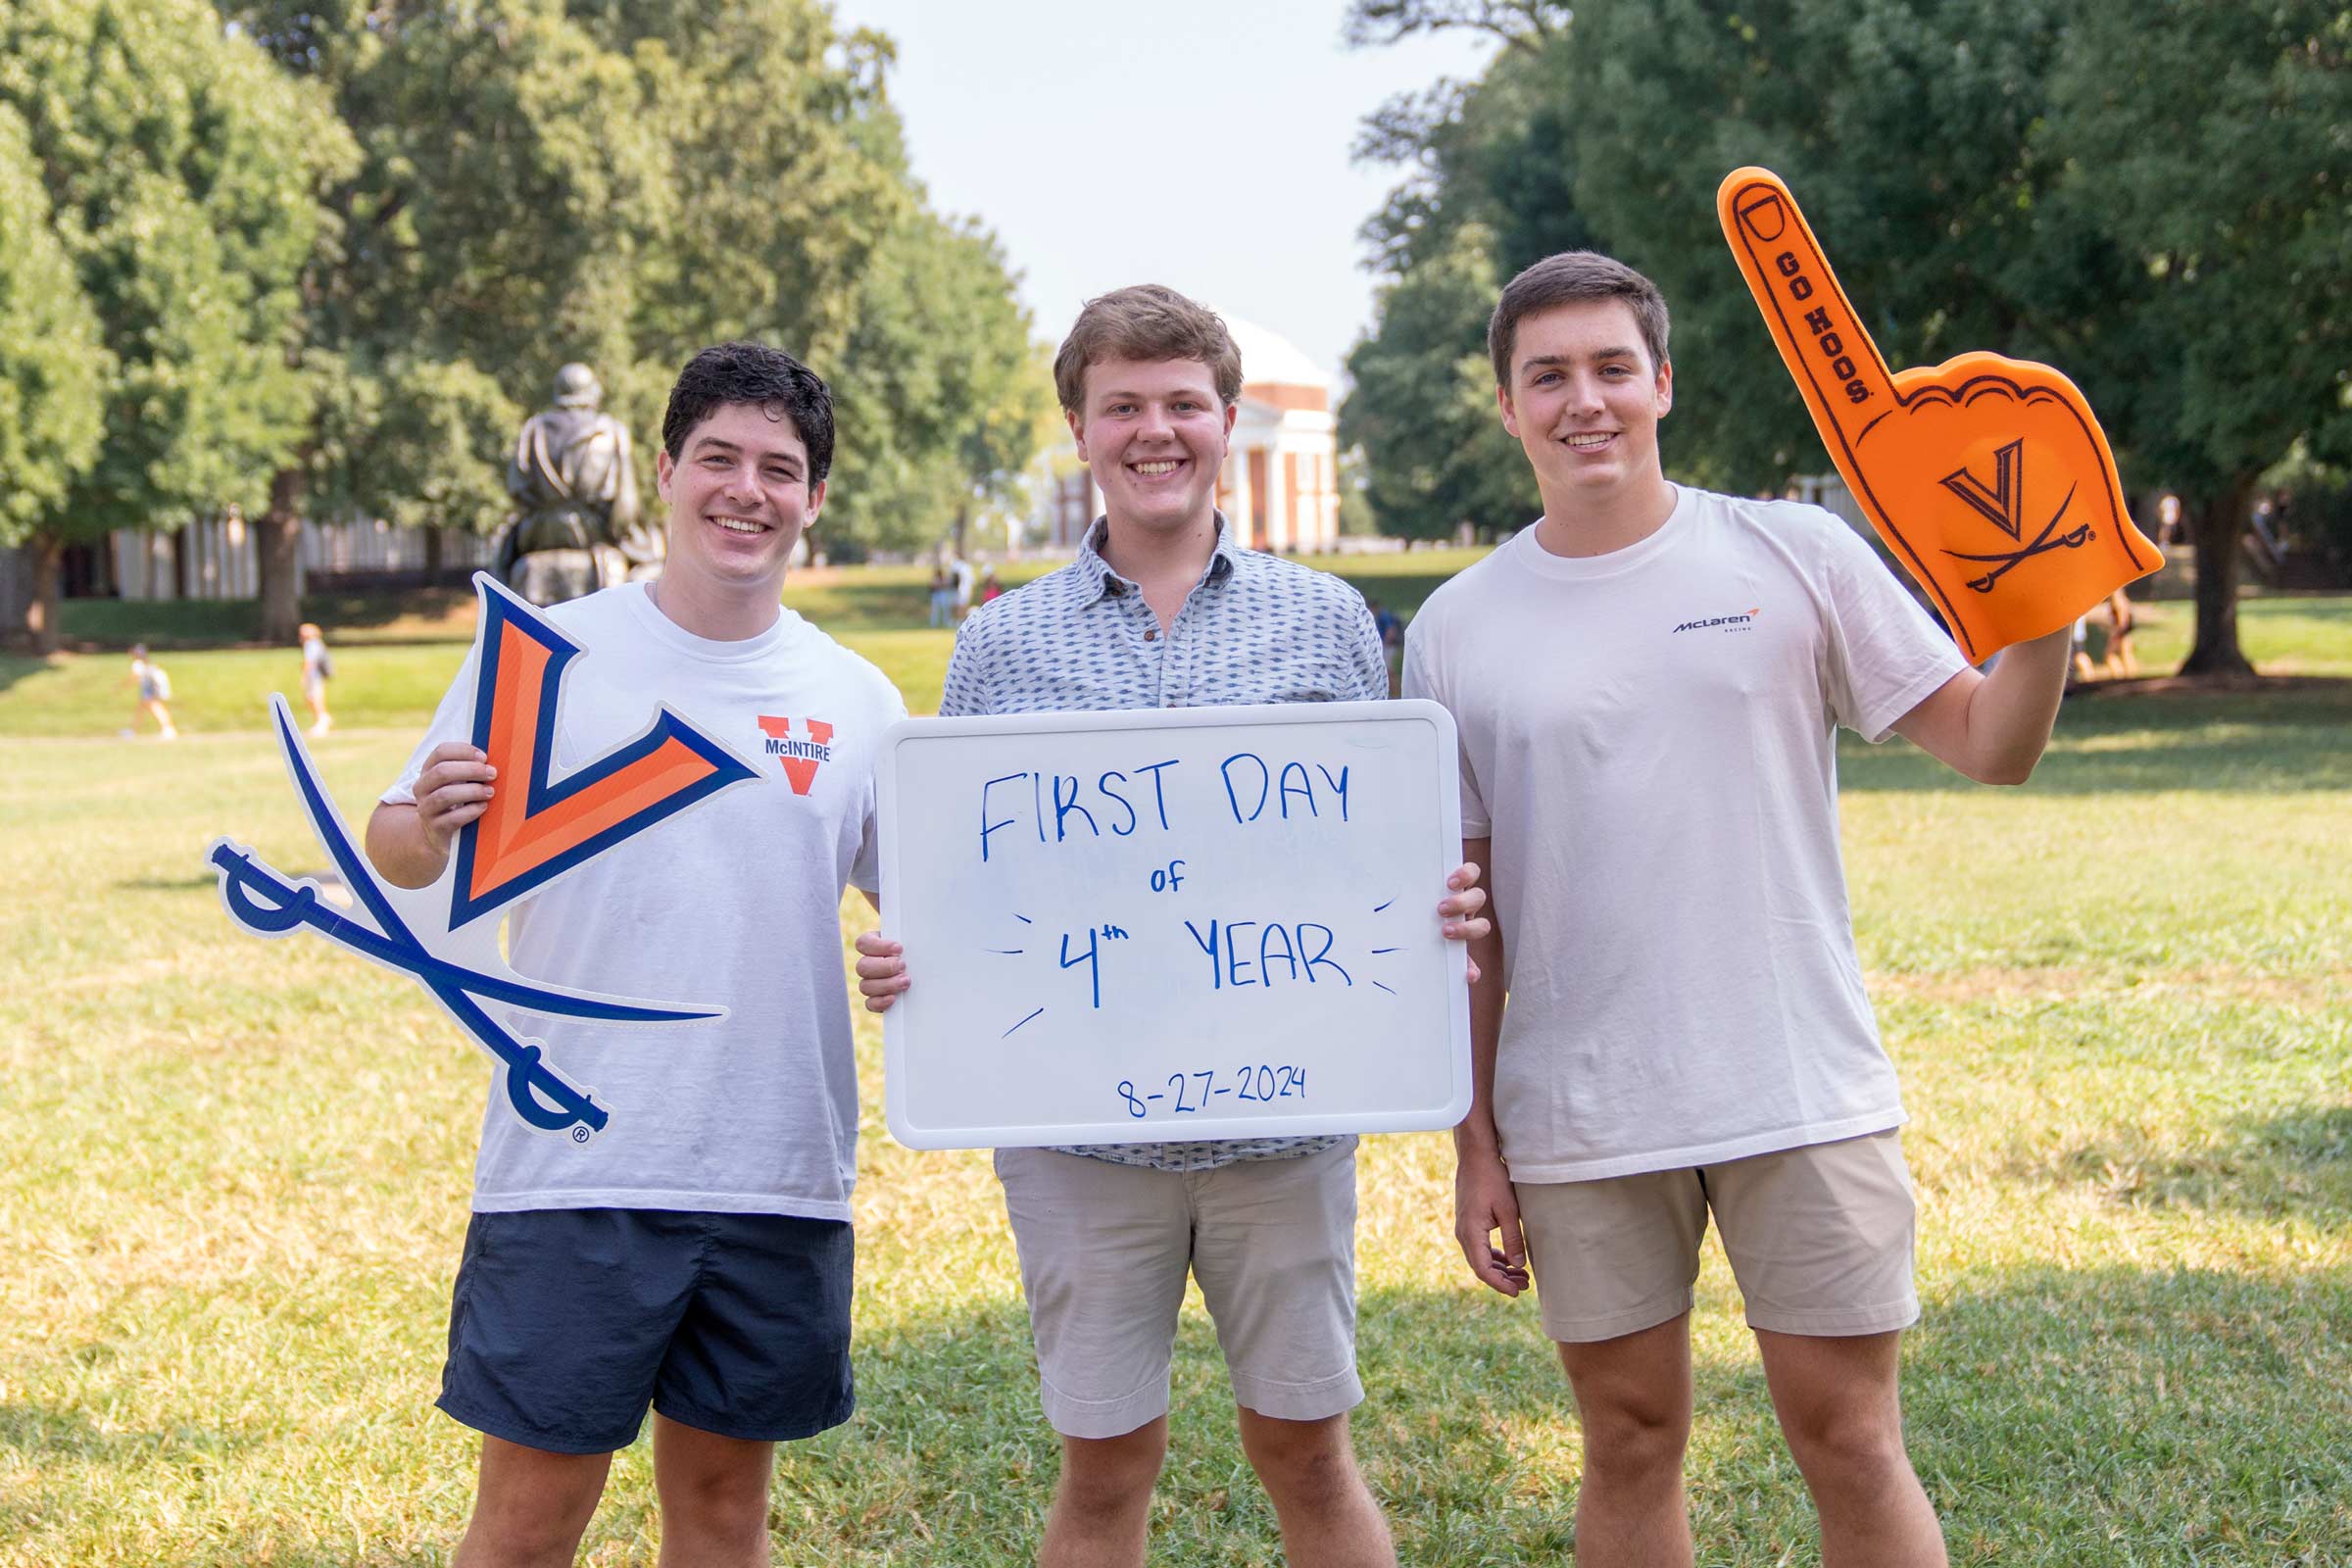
[208,698,720,1138]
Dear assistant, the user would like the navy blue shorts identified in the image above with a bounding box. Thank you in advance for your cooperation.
[438,1207,854,1454]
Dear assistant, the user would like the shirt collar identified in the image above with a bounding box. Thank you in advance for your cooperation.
[1077,513,1245,604]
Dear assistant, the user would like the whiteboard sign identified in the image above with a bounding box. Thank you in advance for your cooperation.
[877,700,1471,1150]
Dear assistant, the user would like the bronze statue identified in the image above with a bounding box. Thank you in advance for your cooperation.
[494,364,658,605]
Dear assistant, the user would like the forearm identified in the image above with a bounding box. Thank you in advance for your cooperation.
[364,803,449,889]
[1965,625,2072,783]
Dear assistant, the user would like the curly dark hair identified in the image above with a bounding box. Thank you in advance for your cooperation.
[661,341,835,488]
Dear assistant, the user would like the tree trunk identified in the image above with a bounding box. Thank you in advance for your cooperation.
[0,543,35,650]
[953,501,971,563]
[2179,478,2256,677]
[256,466,305,645]
[20,533,66,655]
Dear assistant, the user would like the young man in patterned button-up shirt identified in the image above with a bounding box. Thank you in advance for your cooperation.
[857,285,1487,1568]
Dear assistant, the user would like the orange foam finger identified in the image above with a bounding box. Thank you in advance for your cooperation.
[1717,168,2161,662]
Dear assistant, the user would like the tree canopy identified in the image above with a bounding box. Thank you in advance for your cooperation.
[1343,0,2352,671]
[0,0,352,646]
[0,0,1051,645]
[0,104,104,548]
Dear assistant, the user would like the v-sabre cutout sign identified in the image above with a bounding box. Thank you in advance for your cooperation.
[1717,168,2160,662]
[207,572,760,1140]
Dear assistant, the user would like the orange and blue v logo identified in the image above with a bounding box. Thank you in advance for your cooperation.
[450,577,758,929]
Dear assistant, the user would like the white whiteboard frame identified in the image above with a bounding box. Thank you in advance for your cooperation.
[876,700,1472,1150]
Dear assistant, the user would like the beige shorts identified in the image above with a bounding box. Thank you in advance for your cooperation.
[993,1142,1363,1439]
[1515,1129,1919,1344]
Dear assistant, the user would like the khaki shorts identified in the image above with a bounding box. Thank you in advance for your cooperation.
[1516,1129,1919,1344]
[994,1143,1363,1439]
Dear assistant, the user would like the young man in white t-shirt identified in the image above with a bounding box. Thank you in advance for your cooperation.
[1404,253,2072,1567]
[365,343,904,1568]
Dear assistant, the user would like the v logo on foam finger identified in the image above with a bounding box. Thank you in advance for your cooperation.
[1717,168,2160,662]
[451,574,760,929]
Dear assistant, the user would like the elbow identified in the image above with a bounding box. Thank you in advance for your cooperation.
[1973,751,2042,788]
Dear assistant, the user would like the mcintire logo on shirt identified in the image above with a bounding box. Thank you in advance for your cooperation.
[1672,607,1763,634]
[756,715,834,795]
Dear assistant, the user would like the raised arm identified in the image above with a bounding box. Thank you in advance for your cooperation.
[1887,625,2071,785]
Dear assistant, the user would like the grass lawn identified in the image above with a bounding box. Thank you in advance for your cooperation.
[1,568,2346,1564]
[2,557,2344,737]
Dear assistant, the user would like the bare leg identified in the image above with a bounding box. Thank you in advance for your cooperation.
[1755,1329,1946,1568]
[1234,1407,1393,1566]
[451,1434,611,1568]
[652,1412,775,1568]
[1039,1416,1167,1568]
[1556,1315,1695,1568]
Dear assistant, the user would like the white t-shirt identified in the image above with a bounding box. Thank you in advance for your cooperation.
[1403,487,1967,1182]
[382,583,906,1218]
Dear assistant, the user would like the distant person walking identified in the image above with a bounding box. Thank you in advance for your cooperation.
[1368,597,1404,697]
[927,563,954,627]
[299,621,335,737]
[978,564,1004,607]
[2102,587,2139,679]
[952,554,977,622]
[2071,615,2098,684]
[126,645,176,740]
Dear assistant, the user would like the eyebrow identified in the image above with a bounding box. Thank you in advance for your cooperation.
[1520,346,1642,372]
[689,436,802,468]
[1093,387,1214,405]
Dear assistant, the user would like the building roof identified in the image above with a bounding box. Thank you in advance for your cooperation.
[1225,317,1332,392]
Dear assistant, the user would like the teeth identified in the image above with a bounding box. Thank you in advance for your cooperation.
[1565,433,1612,450]
[712,516,763,534]
[1133,461,1180,476]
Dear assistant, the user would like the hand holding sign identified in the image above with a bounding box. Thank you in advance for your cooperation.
[1717,168,2159,662]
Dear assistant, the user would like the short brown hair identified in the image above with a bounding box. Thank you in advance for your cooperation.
[1054,285,1244,415]
[1488,252,1671,389]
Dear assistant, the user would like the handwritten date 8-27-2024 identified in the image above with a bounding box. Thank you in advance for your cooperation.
[1118,1064,1307,1119]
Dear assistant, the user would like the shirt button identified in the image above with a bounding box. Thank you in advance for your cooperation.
[1144,628,1158,642]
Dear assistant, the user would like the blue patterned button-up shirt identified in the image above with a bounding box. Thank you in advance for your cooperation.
[940,515,1388,1170]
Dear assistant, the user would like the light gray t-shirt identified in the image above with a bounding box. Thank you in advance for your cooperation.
[384,583,905,1217]
[1404,487,1967,1182]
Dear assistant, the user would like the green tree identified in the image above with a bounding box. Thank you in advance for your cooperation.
[2039,0,2352,674]
[1348,0,2350,671]
[583,4,1046,555]
[227,0,670,638]
[1343,10,1589,535]
[228,0,1034,603]
[0,103,106,648]
[0,0,351,649]
[1341,223,1534,540]
[1555,0,2095,489]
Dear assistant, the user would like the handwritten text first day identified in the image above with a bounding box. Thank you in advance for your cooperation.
[978,751,1352,861]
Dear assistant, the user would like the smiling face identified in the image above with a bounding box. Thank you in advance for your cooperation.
[655,401,824,601]
[1069,357,1236,542]
[1497,299,1674,508]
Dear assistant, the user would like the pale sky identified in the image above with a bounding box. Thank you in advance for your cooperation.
[827,0,1499,383]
